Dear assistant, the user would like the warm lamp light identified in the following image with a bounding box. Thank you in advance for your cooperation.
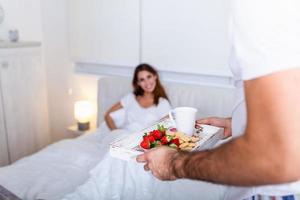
[74,101,93,131]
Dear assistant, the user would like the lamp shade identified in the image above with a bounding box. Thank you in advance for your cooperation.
[74,101,93,123]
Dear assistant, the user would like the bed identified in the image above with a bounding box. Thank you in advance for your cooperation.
[0,76,235,200]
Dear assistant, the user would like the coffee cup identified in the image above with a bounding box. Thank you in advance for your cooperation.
[169,107,197,136]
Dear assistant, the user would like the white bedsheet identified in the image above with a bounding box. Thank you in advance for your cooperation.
[0,124,126,200]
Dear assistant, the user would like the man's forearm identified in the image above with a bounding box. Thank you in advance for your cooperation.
[142,69,300,185]
[173,136,296,186]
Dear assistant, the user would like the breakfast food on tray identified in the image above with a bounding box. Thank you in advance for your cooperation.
[139,124,201,152]
[175,131,201,151]
[110,117,223,161]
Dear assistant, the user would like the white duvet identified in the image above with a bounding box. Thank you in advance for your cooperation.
[62,155,227,200]
[62,130,227,200]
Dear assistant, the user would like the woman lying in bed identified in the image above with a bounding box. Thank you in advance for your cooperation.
[104,63,171,133]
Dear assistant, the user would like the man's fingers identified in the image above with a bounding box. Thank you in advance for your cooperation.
[151,171,161,180]
[136,153,147,163]
[195,119,210,129]
[196,118,211,124]
[196,117,223,127]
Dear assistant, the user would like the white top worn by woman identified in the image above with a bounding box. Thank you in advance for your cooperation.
[225,0,300,199]
[111,93,171,133]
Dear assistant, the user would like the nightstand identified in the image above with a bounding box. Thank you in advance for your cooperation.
[67,125,96,137]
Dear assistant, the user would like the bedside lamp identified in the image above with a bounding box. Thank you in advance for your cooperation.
[74,101,93,131]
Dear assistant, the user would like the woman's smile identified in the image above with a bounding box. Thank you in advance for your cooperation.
[137,71,157,93]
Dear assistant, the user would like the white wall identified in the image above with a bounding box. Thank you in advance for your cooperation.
[41,0,98,141]
[0,0,43,41]
[142,0,230,75]
[69,0,232,77]
[69,0,140,66]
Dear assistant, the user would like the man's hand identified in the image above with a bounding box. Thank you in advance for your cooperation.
[136,146,184,181]
[196,117,232,139]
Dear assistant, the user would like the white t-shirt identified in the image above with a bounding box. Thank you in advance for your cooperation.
[226,0,300,199]
[119,93,171,132]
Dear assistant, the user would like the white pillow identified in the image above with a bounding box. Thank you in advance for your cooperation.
[109,108,126,128]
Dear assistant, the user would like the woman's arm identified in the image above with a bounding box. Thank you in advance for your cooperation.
[104,102,123,131]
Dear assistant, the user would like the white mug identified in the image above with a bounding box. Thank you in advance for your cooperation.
[169,107,198,136]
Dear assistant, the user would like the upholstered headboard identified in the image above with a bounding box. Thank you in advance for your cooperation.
[97,76,235,126]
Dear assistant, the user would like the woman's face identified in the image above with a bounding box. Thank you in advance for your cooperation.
[137,70,157,93]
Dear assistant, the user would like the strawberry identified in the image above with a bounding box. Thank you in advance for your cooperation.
[151,130,163,140]
[147,135,155,143]
[140,138,150,149]
[160,130,166,136]
[157,124,167,136]
[161,135,174,145]
[170,138,180,147]
[161,136,168,145]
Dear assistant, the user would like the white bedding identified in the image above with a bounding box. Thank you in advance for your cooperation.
[62,131,227,200]
[0,124,125,200]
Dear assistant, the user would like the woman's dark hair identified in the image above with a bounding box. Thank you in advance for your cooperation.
[132,63,169,105]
